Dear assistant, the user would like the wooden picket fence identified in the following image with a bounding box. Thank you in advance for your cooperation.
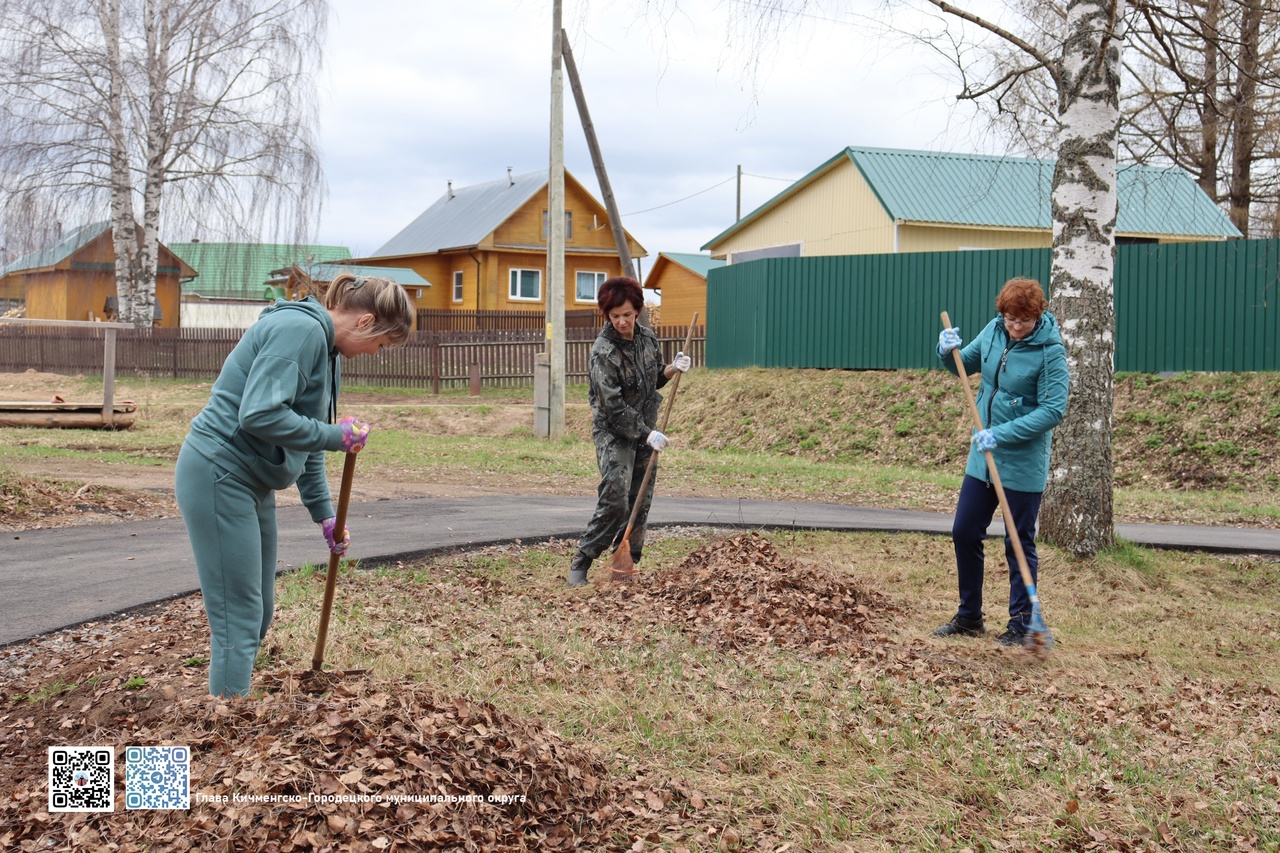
[0,323,707,391]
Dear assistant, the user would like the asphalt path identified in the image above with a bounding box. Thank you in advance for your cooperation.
[3,496,1279,647]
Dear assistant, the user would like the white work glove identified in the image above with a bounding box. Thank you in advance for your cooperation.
[646,430,670,452]
[671,351,692,373]
[938,327,962,356]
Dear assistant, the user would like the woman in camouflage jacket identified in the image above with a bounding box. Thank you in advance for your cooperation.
[567,276,690,585]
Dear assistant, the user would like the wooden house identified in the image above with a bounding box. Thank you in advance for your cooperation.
[642,253,724,328]
[703,146,1242,263]
[0,221,193,327]
[348,168,646,313]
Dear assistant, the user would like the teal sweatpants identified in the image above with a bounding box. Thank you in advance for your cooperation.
[175,441,279,697]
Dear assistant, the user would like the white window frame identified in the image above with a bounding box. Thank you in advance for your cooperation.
[509,267,542,302]
[575,270,606,303]
[452,270,464,302]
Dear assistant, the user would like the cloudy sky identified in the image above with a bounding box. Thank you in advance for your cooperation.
[315,0,1007,271]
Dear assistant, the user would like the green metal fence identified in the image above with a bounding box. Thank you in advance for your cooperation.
[708,240,1280,372]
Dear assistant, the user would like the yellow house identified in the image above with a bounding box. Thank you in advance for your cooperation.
[703,146,1241,263]
[0,221,192,327]
[642,253,723,328]
[347,168,646,313]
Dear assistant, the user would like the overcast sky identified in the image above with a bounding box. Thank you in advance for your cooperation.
[315,0,1005,272]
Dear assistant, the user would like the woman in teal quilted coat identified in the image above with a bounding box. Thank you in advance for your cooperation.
[932,278,1070,646]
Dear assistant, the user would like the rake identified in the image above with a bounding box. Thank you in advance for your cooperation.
[941,311,1054,656]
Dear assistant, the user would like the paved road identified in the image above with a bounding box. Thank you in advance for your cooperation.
[3,496,1278,647]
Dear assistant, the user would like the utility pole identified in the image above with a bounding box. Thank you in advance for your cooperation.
[736,164,743,221]
[546,0,566,438]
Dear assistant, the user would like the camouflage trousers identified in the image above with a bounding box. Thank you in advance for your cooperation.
[576,427,658,562]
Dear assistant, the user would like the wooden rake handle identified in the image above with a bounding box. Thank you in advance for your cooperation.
[312,450,357,671]
[618,313,699,542]
[940,311,1037,592]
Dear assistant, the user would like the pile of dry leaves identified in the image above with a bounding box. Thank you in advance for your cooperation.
[0,599,676,852]
[590,532,898,656]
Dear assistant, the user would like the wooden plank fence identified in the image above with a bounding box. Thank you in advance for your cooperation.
[416,308,599,332]
[0,323,707,391]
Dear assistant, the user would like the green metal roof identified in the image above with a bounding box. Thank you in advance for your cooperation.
[169,242,351,299]
[658,252,725,279]
[302,262,430,288]
[703,146,1241,249]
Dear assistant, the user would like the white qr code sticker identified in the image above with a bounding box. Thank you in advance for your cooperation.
[125,746,190,810]
[48,746,115,812]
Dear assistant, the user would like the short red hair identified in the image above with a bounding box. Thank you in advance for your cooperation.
[995,278,1048,319]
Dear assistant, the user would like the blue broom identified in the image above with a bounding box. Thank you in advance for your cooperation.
[941,312,1054,656]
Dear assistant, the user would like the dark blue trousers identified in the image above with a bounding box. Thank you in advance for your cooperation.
[951,474,1042,631]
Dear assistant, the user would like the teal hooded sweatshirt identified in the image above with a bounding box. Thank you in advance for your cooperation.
[941,311,1070,493]
[183,297,350,521]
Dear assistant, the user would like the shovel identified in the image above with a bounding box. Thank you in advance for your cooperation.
[312,450,357,671]
[941,311,1054,656]
[610,314,698,582]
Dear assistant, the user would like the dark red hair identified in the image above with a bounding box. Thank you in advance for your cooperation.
[597,276,644,317]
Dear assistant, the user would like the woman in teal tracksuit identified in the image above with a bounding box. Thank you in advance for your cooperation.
[932,277,1070,646]
[176,273,414,697]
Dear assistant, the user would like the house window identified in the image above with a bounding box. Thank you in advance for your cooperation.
[575,271,606,302]
[452,270,464,302]
[541,210,573,240]
[509,268,542,301]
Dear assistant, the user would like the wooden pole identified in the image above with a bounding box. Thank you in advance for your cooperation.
[102,328,117,426]
[561,31,634,280]
[547,0,566,438]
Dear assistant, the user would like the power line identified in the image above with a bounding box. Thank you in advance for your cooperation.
[622,170,801,217]
[622,176,736,216]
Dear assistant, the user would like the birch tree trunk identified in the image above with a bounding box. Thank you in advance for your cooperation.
[99,0,142,326]
[1039,0,1125,556]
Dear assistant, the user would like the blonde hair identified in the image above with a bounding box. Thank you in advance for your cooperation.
[322,272,415,345]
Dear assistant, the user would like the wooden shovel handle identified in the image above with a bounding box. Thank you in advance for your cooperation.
[312,450,357,671]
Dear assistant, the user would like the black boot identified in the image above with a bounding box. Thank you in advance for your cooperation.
[931,613,985,637]
[567,551,592,587]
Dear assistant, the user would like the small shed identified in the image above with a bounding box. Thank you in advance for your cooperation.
[643,253,723,328]
[0,222,192,327]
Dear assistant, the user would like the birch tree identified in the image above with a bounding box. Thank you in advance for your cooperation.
[700,0,1124,555]
[0,0,326,326]
[967,0,1280,238]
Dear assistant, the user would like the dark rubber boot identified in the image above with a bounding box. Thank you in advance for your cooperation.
[567,551,592,587]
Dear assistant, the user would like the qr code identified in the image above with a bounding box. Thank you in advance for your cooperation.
[48,746,115,812]
[125,746,190,810]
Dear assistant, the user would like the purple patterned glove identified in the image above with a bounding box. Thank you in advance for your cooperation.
[321,516,350,555]
[338,416,370,453]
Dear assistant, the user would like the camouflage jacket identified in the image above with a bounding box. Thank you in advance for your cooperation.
[588,322,670,442]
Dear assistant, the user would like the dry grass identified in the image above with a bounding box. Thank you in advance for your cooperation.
[257,528,1280,851]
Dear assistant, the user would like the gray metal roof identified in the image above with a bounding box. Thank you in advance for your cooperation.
[3,221,111,274]
[371,170,548,258]
[305,262,430,287]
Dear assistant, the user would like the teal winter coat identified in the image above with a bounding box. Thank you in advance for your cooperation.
[940,312,1070,492]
